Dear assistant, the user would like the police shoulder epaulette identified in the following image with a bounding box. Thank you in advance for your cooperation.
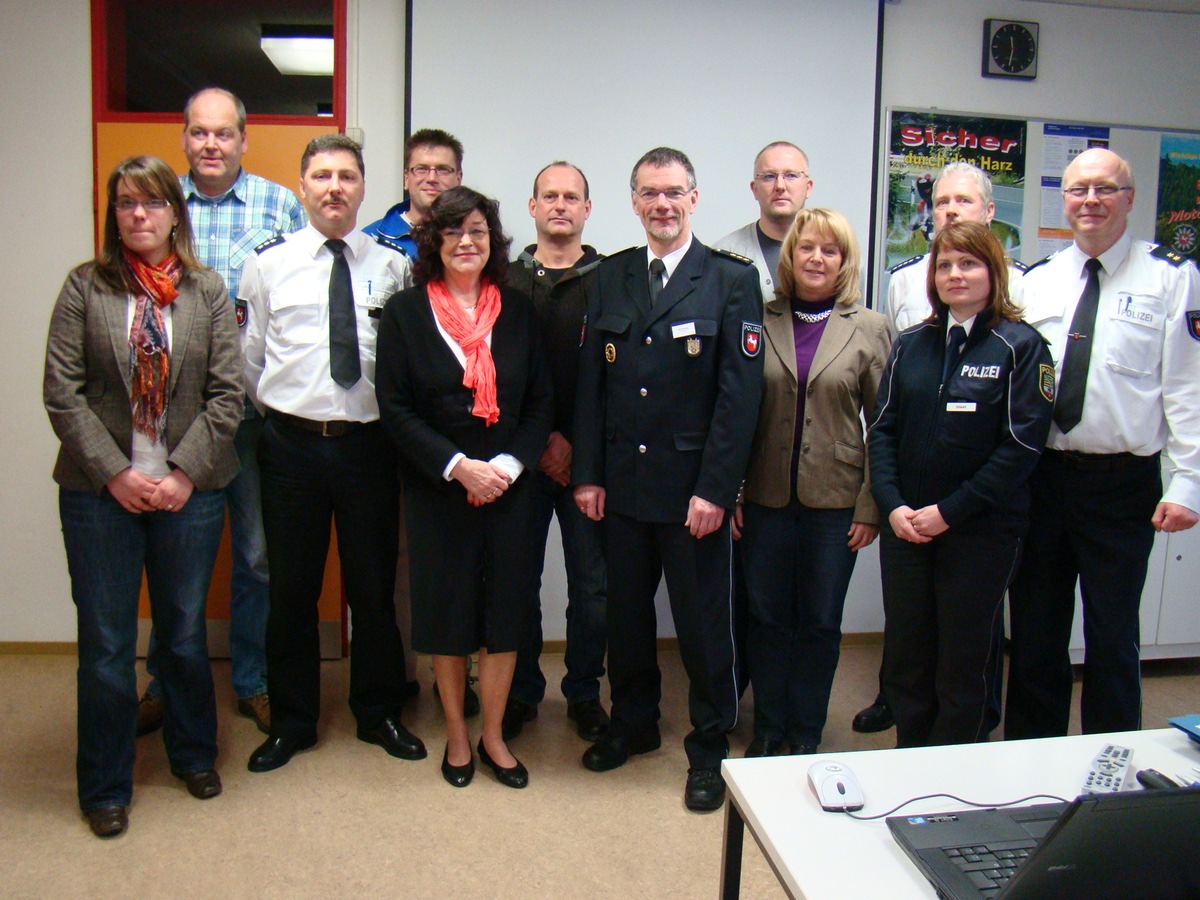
[253,234,287,255]
[1150,243,1188,267]
[606,245,641,259]
[374,235,411,257]
[1010,258,1029,273]
[1022,252,1057,274]
[712,247,753,265]
[887,253,925,274]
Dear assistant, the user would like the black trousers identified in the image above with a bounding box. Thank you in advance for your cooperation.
[604,511,738,769]
[1005,451,1160,739]
[880,525,1020,748]
[259,418,407,741]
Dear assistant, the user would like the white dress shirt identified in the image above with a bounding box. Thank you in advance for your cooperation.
[1022,232,1200,512]
[886,255,1025,333]
[240,224,411,422]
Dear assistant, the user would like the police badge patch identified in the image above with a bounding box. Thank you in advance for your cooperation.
[1039,363,1055,402]
[235,298,248,328]
[742,322,762,357]
[1187,311,1200,342]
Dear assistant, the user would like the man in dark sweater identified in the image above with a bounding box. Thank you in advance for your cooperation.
[504,162,609,743]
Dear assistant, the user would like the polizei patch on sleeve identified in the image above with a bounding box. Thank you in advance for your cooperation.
[742,322,762,357]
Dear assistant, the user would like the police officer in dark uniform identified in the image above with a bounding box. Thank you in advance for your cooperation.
[869,221,1054,748]
[573,147,763,812]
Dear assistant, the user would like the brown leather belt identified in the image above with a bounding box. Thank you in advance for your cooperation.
[266,409,372,438]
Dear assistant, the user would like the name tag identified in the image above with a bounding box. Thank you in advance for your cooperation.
[946,402,977,412]
[671,321,697,339]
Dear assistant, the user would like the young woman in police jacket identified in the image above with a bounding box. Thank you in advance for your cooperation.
[868,221,1054,748]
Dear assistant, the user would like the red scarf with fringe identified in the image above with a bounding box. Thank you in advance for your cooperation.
[124,247,182,443]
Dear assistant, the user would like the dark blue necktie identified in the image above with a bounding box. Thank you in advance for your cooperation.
[942,323,966,386]
[649,258,666,306]
[1053,257,1102,433]
[326,239,361,389]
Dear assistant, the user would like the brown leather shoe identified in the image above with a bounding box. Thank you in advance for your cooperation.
[237,693,270,735]
[136,691,164,737]
[85,806,128,838]
[174,769,223,800]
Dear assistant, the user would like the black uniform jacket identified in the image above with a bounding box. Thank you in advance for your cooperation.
[868,315,1054,532]
[375,283,552,489]
[573,239,764,524]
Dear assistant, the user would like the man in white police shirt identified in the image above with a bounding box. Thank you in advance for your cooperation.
[853,160,1021,736]
[1006,148,1200,740]
[241,134,425,772]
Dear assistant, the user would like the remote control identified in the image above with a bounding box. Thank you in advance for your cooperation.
[1082,743,1132,794]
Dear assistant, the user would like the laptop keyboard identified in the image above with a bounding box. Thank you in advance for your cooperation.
[942,839,1039,896]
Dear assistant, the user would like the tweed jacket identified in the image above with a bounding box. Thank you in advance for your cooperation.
[44,262,243,493]
[742,290,891,522]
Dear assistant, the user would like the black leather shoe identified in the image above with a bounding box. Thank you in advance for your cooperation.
[567,699,611,742]
[851,700,895,733]
[477,739,528,789]
[581,729,661,772]
[441,744,474,788]
[744,736,786,758]
[247,734,317,773]
[434,677,481,718]
[85,805,128,838]
[357,716,427,760]
[684,767,726,812]
[501,697,538,740]
[174,769,222,799]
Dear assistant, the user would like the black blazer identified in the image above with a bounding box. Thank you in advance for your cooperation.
[375,283,552,489]
[573,239,764,523]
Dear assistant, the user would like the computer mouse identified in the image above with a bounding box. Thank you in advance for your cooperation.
[807,760,864,812]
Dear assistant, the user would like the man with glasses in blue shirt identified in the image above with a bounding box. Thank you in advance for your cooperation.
[363,128,463,258]
[137,87,306,739]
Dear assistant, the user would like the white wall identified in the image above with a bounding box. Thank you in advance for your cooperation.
[5,0,1200,642]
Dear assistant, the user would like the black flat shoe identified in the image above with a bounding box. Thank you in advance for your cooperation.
[84,805,128,838]
[173,768,222,799]
[744,737,786,758]
[477,739,528,789]
[357,716,427,760]
[441,744,474,788]
[851,700,895,733]
[567,698,610,742]
[247,734,317,773]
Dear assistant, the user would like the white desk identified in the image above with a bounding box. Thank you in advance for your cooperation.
[719,728,1200,899]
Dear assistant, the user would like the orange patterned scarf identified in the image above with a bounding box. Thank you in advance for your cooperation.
[123,247,182,443]
[427,278,502,425]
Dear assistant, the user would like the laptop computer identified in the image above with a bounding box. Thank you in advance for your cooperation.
[887,787,1200,899]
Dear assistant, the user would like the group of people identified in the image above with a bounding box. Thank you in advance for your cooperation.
[43,85,1200,838]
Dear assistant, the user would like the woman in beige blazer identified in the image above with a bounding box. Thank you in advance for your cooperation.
[43,156,242,838]
[736,208,891,756]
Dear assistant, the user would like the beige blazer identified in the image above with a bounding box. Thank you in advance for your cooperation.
[44,263,243,493]
[743,291,892,522]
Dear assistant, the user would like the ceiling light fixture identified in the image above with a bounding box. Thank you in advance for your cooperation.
[260,24,333,76]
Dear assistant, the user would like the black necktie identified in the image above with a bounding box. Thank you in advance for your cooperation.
[1053,257,1102,433]
[326,239,360,389]
[942,323,966,386]
[649,258,666,306]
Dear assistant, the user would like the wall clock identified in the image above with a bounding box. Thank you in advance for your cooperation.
[982,19,1039,80]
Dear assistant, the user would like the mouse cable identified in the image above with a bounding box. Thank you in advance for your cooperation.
[843,792,1071,821]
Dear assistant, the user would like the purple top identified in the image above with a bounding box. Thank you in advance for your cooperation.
[790,298,836,492]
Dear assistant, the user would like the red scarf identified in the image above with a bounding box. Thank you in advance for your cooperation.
[427,278,502,426]
[123,247,182,443]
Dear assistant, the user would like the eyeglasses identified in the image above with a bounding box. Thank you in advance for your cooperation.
[409,165,458,179]
[635,188,691,203]
[114,198,171,212]
[754,171,808,185]
[1061,184,1132,199]
[440,227,489,243]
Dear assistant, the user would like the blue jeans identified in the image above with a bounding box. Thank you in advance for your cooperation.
[511,473,607,706]
[741,501,858,747]
[60,487,224,811]
[147,415,269,699]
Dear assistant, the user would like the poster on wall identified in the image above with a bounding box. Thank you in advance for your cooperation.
[885,110,1026,271]
[1156,134,1200,265]
[1037,123,1109,256]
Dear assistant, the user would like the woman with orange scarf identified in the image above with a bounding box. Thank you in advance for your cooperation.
[43,156,243,837]
[376,187,551,789]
